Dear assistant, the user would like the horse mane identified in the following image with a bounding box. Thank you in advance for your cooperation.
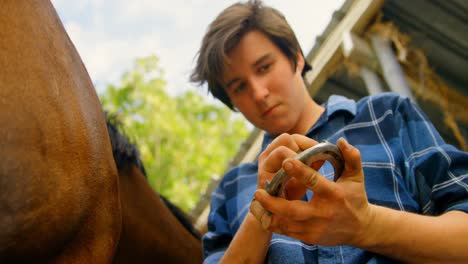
[104,112,200,240]
[105,113,147,177]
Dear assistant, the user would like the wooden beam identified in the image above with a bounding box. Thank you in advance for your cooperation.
[305,0,385,96]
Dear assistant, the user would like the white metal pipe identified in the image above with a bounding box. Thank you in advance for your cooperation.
[371,34,415,102]
[360,66,384,95]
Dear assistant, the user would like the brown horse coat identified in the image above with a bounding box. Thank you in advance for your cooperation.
[1,1,201,263]
[0,1,121,262]
[0,0,202,263]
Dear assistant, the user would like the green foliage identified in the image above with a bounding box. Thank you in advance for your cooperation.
[100,55,249,211]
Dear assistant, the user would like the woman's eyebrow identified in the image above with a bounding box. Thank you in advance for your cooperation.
[225,78,240,90]
[253,53,271,68]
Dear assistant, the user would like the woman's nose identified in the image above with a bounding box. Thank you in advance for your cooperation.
[250,79,269,102]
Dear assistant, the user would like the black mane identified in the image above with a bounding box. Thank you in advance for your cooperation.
[104,112,201,240]
[105,113,147,177]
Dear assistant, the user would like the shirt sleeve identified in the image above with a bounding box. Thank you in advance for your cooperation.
[202,171,234,263]
[202,160,260,263]
[394,96,468,215]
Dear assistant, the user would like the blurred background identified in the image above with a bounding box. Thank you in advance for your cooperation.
[51,0,345,211]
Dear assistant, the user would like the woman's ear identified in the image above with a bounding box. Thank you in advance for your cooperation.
[296,51,305,74]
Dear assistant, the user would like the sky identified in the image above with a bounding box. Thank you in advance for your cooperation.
[50,0,345,97]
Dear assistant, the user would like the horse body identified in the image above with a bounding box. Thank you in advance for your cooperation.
[113,165,202,263]
[0,1,202,262]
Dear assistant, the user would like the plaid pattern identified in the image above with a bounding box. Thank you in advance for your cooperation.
[203,93,468,263]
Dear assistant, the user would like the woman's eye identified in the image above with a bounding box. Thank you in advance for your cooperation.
[259,64,270,72]
[234,83,246,94]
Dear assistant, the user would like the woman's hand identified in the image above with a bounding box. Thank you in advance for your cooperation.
[252,135,374,246]
[256,133,323,200]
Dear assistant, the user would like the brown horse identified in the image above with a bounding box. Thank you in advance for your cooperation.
[0,1,202,263]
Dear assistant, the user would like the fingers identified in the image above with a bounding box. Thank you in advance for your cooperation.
[250,199,272,229]
[253,190,313,222]
[291,134,318,151]
[251,137,367,242]
[283,159,337,197]
[261,146,298,175]
[251,190,320,235]
[259,134,318,173]
[281,138,363,195]
[283,177,307,200]
[337,137,363,178]
[259,134,299,165]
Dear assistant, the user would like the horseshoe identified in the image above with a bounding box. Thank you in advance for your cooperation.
[265,141,344,197]
[250,141,345,229]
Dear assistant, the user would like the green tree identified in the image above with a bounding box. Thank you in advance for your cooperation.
[100,55,249,211]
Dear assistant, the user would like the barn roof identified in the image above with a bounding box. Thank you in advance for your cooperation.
[309,0,468,149]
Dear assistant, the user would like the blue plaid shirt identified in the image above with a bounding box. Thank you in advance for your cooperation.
[203,93,468,263]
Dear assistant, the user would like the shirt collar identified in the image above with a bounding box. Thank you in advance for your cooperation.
[323,94,356,120]
[307,94,356,135]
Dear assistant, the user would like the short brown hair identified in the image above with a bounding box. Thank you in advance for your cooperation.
[190,0,312,110]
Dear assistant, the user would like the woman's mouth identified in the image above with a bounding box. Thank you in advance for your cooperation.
[262,104,279,117]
